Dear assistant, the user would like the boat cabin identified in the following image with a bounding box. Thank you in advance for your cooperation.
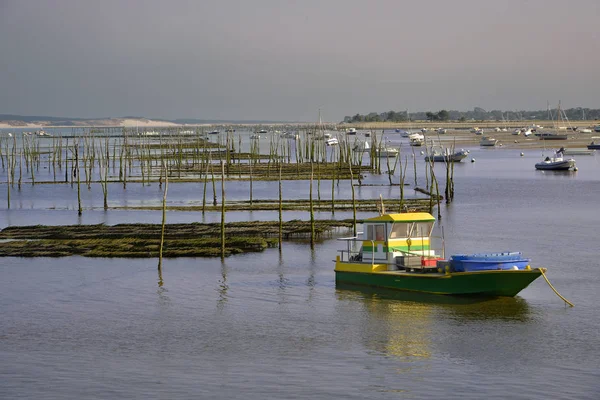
[338,212,442,272]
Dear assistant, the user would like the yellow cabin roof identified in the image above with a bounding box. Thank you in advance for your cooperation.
[366,213,435,223]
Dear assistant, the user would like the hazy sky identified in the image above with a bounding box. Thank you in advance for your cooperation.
[1,0,599,122]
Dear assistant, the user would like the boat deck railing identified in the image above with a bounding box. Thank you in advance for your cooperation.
[337,234,445,265]
[338,249,364,263]
[336,235,369,263]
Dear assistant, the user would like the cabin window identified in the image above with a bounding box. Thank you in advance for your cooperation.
[391,222,434,238]
[365,224,386,241]
[365,225,374,240]
[390,223,410,238]
[411,222,433,237]
[375,225,385,241]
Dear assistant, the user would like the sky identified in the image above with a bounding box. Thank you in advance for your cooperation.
[1,0,599,122]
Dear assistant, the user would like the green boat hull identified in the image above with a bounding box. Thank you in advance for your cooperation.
[335,269,542,297]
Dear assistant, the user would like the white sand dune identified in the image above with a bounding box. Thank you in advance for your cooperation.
[0,118,181,129]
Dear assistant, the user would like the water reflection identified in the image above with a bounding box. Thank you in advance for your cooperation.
[336,284,433,363]
[156,281,170,305]
[305,246,317,303]
[306,246,316,288]
[155,262,170,304]
[276,251,289,293]
[157,267,164,288]
[335,284,532,363]
[336,284,531,321]
[217,259,229,311]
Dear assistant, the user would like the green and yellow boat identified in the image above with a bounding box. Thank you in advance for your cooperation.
[334,212,544,297]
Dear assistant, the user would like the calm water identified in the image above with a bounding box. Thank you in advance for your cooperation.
[1,134,600,399]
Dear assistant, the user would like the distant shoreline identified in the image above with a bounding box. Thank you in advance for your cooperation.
[1,117,598,131]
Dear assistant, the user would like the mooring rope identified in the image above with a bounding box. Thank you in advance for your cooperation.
[538,268,574,307]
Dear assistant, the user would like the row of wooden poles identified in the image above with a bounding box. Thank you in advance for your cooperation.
[0,127,456,264]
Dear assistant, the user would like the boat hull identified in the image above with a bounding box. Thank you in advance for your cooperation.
[564,149,595,155]
[535,159,575,170]
[334,268,542,297]
[376,150,399,157]
[424,152,468,162]
[537,134,568,140]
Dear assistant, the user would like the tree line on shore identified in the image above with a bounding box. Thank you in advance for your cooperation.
[343,107,600,123]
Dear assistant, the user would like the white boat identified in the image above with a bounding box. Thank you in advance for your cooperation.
[408,132,424,141]
[325,137,339,146]
[470,127,484,135]
[424,149,469,162]
[352,140,370,152]
[376,147,399,157]
[315,132,332,140]
[535,156,576,170]
[281,131,299,139]
[436,128,447,134]
[594,125,600,132]
[409,137,424,147]
[535,148,576,170]
[408,132,424,146]
[346,128,357,135]
[358,142,398,157]
[480,136,498,147]
[577,128,592,133]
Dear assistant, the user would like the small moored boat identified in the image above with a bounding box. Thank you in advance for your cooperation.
[325,137,339,146]
[424,149,468,162]
[534,150,576,171]
[449,252,530,272]
[375,147,399,157]
[334,212,544,297]
[409,137,424,146]
[587,141,600,150]
[536,132,568,140]
[281,131,299,139]
[480,136,498,147]
[562,148,595,156]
